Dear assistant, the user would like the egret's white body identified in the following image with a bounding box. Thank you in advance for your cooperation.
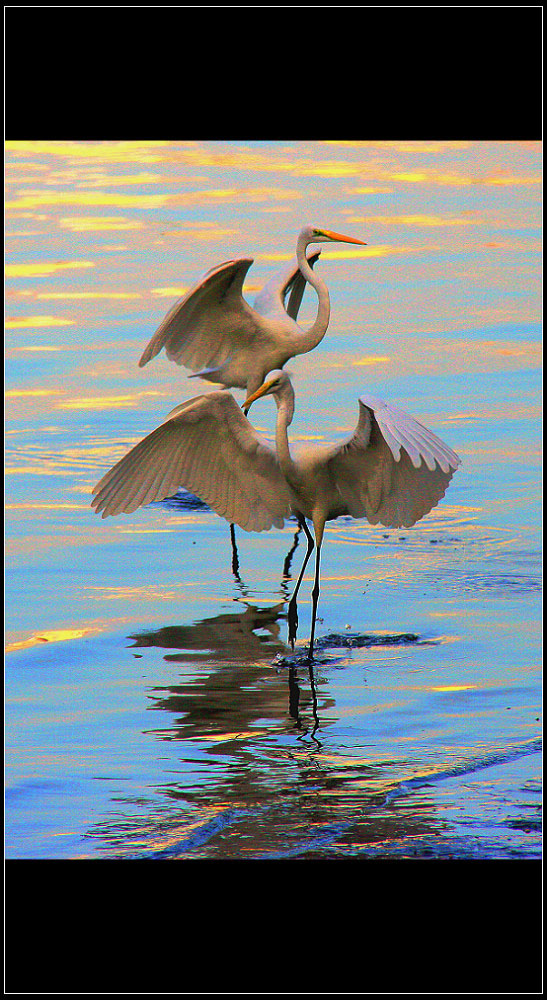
[91,372,460,658]
[138,225,366,399]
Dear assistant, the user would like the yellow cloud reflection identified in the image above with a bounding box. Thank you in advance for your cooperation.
[295,161,366,178]
[117,528,178,535]
[5,465,77,476]
[6,191,170,211]
[6,261,94,278]
[6,627,96,654]
[5,503,83,510]
[5,389,61,398]
[18,346,63,352]
[352,356,392,366]
[6,185,301,215]
[5,140,171,162]
[5,315,74,328]
[323,247,407,260]
[349,214,478,228]
[194,731,258,743]
[58,390,165,411]
[486,174,542,186]
[37,291,142,300]
[60,216,144,231]
[151,286,188,298]
[430,685,478,693]
[82,585,182,602]
[385,169,541,188]
[349,186,394,194]
[161,224,238,242]
[68,172,163,188]
[392,171,470,185]
[328,140,471,154]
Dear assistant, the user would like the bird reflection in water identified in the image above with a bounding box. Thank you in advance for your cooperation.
[129,599,325,744]
[145,490,320,735]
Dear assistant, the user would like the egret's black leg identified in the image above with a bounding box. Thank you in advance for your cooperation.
[307,541,322,660]
[287,664,302,727]
[307,660,321,742]
[229,523,241,580]
[282,524,301,579]
[287,519,314,650]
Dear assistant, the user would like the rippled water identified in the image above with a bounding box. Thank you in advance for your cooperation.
[5,140,541,861]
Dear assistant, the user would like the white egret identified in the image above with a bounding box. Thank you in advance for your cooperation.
[91,372,460,659]
[138,225,366,401]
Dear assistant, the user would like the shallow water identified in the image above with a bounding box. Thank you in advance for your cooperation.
[5,140,542,860]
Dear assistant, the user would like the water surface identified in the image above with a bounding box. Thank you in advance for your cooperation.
[5,140,541,859]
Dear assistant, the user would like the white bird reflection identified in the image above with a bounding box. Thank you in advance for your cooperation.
[129,601,325,741]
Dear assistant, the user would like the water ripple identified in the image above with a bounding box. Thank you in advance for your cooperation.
[383,738,542,806]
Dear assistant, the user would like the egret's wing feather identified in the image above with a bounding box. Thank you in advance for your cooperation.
[328,395,461,529]
[138,258,260,374]
[91,391,292,532]
[253,250,321,321]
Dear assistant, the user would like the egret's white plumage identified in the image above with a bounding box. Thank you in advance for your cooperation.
[138,225,366,398]
[91,371,460,657]
[252,249,321,323]
[91,390,291,531]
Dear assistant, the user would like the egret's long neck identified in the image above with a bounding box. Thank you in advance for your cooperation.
[274,385,297,483]
[294,233,330,354]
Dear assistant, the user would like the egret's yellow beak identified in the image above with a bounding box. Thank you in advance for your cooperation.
[320,228,367,246]
[244,377,277,410]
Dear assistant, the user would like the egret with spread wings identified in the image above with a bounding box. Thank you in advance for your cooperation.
[91,372,460,659]
[138,225,366,401]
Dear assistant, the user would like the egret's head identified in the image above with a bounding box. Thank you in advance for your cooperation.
[301,223,367,248]
[244,370,295,423]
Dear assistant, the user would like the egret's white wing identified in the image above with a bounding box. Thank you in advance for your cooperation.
[138,258,261,375]
[253,250,321,321]
[328,395,461,529]
[91,391,292,532]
